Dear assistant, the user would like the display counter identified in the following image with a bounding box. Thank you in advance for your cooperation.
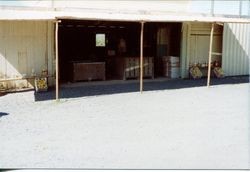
[70,61,105,82]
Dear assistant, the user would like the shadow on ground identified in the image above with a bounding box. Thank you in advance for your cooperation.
[0,112,9,118]
[0,92,7,97]
[34,76,249,101]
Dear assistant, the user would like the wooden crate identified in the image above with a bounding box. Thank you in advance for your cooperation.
[108,57,154,80]
[124,57,154,80]
[35,77,48,92]
[70,61,105,82]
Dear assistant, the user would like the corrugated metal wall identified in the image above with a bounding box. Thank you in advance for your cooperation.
[222,23,250,76]
[180,23,189,78]
[0,21,54,89]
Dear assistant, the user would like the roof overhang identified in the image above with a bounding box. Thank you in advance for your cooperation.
[0,8,250,23]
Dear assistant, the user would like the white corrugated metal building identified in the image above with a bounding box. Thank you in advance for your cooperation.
[0,0,249,93]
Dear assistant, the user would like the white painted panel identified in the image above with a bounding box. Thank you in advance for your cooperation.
[47,21,55,86]
[2,0,249,17]
[0,0,190,12]
[188,0,250,17]
[180,22,189,78]
[0,36,6,78]
[0,21,55,88]
[214,1,240,16]
[191,23,223,35]
[222,23,250,76]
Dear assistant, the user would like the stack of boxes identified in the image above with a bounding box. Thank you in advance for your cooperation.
[162,56,180,78]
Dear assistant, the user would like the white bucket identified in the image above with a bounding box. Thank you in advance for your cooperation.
[162,56,180,78]
[170,67,180,78]
[169,56,180,78]
[169,56,180,63]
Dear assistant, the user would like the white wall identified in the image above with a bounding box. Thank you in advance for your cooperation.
[222,23,250,76]
[1,0,249,17]
[0,0,190,13]
[0,21,54,89]
[189,0,250,17]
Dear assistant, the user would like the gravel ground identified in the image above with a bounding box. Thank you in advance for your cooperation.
[0,77,249,169]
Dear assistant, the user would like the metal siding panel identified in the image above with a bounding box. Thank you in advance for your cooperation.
[0,36,6,78]
[247,24,250,75]
[222,23,250,76]
[243,24,248,75]
[232,24,237,75]
[238,24,243,74]
[241,24,247,74]
[5,36,19,78]
[227,23,233,75]
[230,24,235,75]
[243,24,247,74]
[232,24,236,75]
[180,23,189,78]
[189,35,196,64]
[197,35,210,63]
[223,23,232,75]
[186,23,191,76]
[47,21,55,86]
[236,24,241,75]
[226,24,230,74]
[222,24,227,74]
[242,24,247,74]
[0,21,50,83]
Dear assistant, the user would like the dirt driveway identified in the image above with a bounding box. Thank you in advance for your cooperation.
[0,79,249,169]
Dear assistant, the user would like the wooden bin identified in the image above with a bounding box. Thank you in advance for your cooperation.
[70,61,106,82]
[124,57,154,80]
[35,77,48,92]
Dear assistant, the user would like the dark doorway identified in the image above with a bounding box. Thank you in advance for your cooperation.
[58,20,182,83]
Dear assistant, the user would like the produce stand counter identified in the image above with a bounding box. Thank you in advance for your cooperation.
[69,61,106,82]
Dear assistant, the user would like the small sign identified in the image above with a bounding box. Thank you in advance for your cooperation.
[96,34,105,47]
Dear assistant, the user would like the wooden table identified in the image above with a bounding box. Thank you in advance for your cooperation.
[70,61,106,82]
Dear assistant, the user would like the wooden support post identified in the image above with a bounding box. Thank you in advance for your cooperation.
[55,20,59,101]
[207,23,214,87]
[140,21,144,93]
